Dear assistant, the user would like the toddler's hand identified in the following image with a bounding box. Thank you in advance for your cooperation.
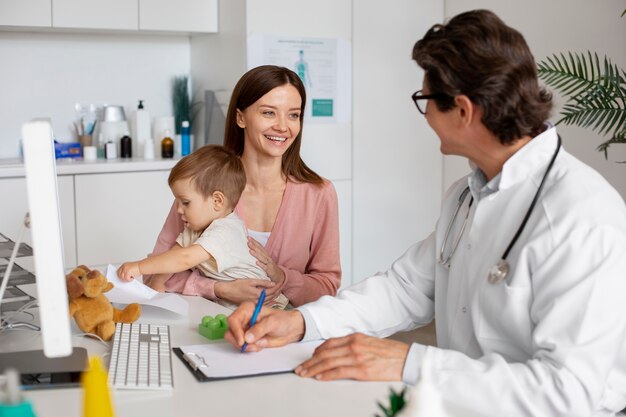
[117,262,141,281]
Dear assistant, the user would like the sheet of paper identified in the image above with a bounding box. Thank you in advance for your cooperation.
[106,264,159,299]
[105,264,188,316]
[180,340,323,379]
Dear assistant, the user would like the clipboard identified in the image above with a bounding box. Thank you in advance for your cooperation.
[173,340,323,382]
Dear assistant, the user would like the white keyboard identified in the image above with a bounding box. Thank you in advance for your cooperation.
[108,323,173,390]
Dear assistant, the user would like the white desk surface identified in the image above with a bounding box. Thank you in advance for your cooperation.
[1,295,402,417]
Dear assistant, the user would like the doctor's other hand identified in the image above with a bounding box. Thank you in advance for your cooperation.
[117,262,141,281]
[225,302,305,352]
[294,334,410,382]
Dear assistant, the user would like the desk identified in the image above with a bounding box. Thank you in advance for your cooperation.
[2,295,402,417]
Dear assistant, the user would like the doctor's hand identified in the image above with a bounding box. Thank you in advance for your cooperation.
[214,279,275,305]
[225,302,305,352]
[294,333,410,381]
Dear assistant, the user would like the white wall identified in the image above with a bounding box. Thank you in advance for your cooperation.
[352,1,443,281]
[0,32,190,158]
[443,0,626,198]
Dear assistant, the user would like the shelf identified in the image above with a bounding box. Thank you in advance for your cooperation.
[0,157,179,178]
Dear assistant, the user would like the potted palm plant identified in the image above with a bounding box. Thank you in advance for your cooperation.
[171,75,202,153]
[537,11,625,159]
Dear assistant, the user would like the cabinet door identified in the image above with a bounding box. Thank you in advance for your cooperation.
[53,0,139,30]
[139,0,217,33]
[0,176,77,268]
[75,171,173,267]
[0,0,51,27]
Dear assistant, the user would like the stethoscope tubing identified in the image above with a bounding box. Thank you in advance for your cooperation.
[438,135,562,279]
[498,135,561,262]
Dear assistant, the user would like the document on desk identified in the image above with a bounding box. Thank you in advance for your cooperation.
[104,264,188,316]
[174,340,324,381]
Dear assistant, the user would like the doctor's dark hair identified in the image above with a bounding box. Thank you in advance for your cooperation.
[223,65,323,185]
[412,9,553,145]
[168,145,246,208]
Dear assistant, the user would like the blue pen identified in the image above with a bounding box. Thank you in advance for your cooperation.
[241,289,266,353]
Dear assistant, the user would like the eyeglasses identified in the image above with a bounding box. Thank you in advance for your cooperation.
[411,90,452,115]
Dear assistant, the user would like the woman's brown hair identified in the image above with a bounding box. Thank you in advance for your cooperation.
[223,65,323,185]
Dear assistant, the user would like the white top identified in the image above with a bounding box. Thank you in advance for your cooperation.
[176,212,266,281]
[299,127,626,417]
[248,229,271,247]
[176,212,288,309]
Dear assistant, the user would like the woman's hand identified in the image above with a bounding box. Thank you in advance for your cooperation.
[214,279,275,305]
[117,262,141,281]
[225,301,306,352]
[147,280,167,293]
[248,237,286,302]
[294,333,410,381]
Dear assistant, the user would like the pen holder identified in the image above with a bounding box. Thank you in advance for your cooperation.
[79,135,93,148]
[198,314,228,340]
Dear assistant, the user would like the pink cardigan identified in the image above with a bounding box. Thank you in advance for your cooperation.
[149,179,341,307]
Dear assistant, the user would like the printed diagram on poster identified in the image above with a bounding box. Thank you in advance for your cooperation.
[247,34,351,124]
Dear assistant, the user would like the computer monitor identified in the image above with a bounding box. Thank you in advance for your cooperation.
[0,120,87,389]
[21,120,73,358]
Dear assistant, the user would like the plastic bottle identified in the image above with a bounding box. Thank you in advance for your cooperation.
[120,131,132,158]
[161,129,174,159]
[134,100,151,156]
[143,139,155,160]
[181,120,191,156]
[135,100,150,140]
[0,368,36,417]
[105,141,117,160]
[81,356,114,417]
[97,133,105,159]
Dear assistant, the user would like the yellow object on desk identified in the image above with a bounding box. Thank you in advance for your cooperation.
[81,357,114,417]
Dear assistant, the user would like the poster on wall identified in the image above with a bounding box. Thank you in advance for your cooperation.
[247,34,351,124]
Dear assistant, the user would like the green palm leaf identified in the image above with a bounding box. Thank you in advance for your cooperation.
[537,51,626,158]
[375,387,407,417]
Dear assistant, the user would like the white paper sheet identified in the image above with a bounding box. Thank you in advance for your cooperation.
[179,340,324,379]
[105,264,188,316]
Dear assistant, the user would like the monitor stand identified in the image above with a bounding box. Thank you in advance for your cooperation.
[0,348,88,390]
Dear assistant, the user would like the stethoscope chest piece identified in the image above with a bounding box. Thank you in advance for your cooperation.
[487,259,509,284]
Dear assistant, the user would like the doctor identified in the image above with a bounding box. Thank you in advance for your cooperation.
[226,9,626,416]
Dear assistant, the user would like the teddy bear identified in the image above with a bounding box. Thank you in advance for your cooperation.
[66,265,141,341]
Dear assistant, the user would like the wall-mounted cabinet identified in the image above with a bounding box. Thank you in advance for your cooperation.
[53,0,139,31]
[0,0,218,33]
[139,0,218,33]
[0,0,51,27]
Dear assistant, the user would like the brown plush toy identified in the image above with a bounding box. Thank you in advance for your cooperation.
[66,265,141,341]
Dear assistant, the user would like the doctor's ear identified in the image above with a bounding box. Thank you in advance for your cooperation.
[454,95,477,127]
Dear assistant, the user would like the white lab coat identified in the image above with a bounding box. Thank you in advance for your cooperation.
[299,127,626,417]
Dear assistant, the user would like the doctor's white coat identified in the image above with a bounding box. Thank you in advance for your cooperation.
[300,127,626,417]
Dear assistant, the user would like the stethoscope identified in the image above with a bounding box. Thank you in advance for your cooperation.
[437,135,562,284]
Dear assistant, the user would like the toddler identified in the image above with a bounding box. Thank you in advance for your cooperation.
[117,145,288,310]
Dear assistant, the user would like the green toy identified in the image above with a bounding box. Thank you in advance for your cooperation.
[198,314,228,340]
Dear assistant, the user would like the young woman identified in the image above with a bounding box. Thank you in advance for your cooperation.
[146,65,341,307]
